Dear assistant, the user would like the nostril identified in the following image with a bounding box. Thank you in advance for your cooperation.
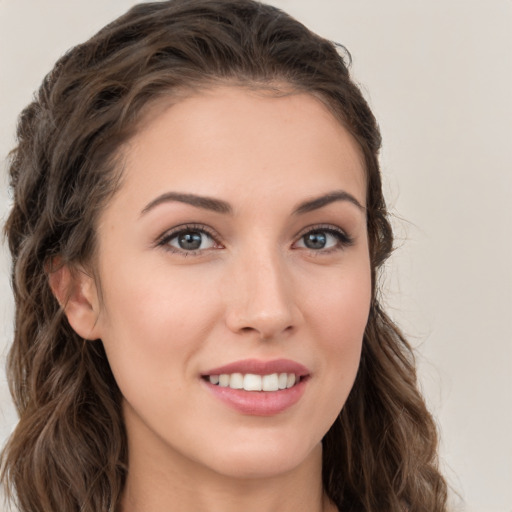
[235,324,294,340]
[225,293,303,338]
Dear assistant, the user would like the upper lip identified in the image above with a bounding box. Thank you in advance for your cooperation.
[202,358,310,377]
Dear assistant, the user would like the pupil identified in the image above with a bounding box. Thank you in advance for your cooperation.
[304,232,326,249]
[178,231,202,250]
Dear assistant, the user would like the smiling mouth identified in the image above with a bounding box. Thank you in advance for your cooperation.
[203,373,305,392]
[202,361,310,415]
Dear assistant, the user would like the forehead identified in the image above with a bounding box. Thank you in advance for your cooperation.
[115,85,366,212]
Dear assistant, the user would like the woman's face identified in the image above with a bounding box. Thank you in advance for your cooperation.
[85,86,371,479]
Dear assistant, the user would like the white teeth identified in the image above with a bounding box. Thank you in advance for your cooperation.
[262,373,279,391]
[230,373,243,389]
[243,374,262,391]
[219,374,230,387]
[207,372,300,391]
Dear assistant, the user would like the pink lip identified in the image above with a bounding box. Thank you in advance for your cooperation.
[201,359,310,416]
[202,358,310,377]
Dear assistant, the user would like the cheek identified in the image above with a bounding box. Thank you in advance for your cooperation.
[304,258,371,389]
[293,261,370,442]
[324,279,370,348]
[99,255,216,329]
[306,257,372,339]
[95,274,211,430]
[96,262,223,381]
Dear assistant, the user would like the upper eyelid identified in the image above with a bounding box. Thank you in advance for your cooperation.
[293,223,351,239]
[158,223,217,238]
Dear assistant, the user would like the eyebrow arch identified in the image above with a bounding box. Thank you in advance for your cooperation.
[140,192,232,216]
[293,190,365,215]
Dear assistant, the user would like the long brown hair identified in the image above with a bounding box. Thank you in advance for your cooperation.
[2,1,447,510]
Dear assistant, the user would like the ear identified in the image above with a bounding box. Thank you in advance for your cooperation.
[47,259,102,340]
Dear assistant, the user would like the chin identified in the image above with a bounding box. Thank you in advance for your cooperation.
[199,435,321,480]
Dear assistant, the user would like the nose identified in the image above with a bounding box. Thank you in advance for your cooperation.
[224,249,303,340]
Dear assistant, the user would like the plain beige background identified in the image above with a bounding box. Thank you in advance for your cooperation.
[0,1,511,511]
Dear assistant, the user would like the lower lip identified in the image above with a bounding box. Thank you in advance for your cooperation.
[202,377,308,416]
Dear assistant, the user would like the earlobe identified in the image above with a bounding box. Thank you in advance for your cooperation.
[47,259,102,340]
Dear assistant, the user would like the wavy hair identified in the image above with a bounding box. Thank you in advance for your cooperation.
[1,1,447,510]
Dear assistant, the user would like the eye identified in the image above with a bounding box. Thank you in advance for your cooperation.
[294,226,353,252]
[158,225,220,254]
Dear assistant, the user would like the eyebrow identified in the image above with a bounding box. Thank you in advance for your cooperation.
[293,190,365,215]
[140,189,364,217]
[140,192,232,216]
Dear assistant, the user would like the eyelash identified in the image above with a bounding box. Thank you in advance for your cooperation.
[294,224,354,254]
[156,224,221,256]
[156,223,354,256]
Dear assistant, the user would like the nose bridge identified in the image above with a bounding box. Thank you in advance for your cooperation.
[225,239,300,339]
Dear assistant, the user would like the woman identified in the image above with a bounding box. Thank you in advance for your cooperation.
[1,0,447,510]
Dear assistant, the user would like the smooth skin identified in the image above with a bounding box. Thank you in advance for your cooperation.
[55,86,371,512]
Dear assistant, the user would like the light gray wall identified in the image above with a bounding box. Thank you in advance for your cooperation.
[1,1,511,511]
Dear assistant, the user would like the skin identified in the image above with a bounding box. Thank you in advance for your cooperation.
[61,86,371,512]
